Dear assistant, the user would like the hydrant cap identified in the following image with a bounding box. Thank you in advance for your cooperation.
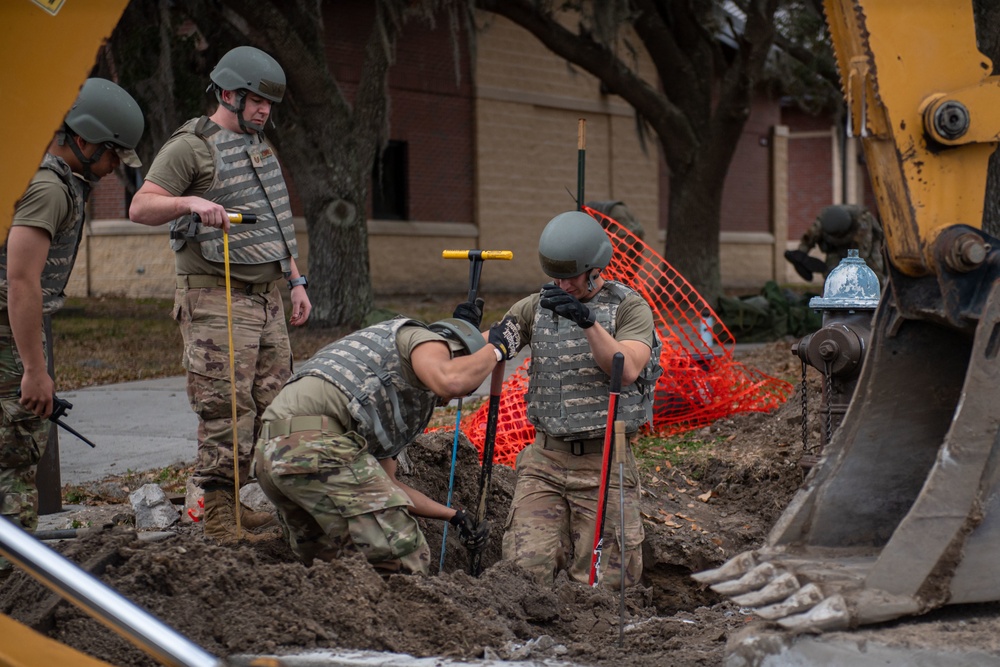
[809,249,881,310]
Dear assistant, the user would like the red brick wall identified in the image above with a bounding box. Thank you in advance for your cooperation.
[90,176,127,219]
[90,2,475,225]
[784,108,833,240]
[324,2,474,223]
[721,96,781,233]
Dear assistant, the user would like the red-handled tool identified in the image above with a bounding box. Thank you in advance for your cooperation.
[589,351,625,586]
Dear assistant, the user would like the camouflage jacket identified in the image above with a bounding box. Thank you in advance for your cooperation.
[288,318,439,460]
[798,204,885,279]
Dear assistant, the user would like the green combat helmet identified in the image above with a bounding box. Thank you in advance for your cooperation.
[210,46,285,132]
[819,205,854,238]
[538,210,613,279]
[429,318,486,356]
[63,78,144,177]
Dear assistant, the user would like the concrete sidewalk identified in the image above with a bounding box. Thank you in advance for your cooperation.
[51,346,533,489]
[57,376,197,487]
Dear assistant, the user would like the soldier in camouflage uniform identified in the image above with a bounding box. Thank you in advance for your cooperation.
[585,200,646,240]
[789,204,886,282]
[129,47,311,542]
[0,79,144,537]
[499,211,662,588]
[253,311,519,574]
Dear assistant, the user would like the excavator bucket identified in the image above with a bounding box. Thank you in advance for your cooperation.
[695,0,1000,631]
[695,270,1000,630]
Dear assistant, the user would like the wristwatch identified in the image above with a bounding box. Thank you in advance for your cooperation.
[287,275,308,290]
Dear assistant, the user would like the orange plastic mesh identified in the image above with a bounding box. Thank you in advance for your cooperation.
[441,207,793,466]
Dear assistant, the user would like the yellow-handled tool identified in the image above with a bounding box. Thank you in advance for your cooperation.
[438,248,512,572]
[215,211,256,539]
[441,249,512,261]
[441,250,513,302]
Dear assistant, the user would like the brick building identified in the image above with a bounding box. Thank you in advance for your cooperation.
[71,8,868,301]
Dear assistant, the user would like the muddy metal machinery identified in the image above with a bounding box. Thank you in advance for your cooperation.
[695,0,1000,632]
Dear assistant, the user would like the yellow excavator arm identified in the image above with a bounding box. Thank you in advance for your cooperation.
[695,0,1000,633]
[827,0,998,278]
[2,0,130,238]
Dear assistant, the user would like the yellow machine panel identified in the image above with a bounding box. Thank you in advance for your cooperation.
[2,0,130,240]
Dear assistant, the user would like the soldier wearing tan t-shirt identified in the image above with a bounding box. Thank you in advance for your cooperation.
[0,79,144,541]
[498,211,662,589]
[129,46,310,542]
[254,315,518,574]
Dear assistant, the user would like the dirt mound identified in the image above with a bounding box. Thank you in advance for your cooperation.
[0,341,817,666]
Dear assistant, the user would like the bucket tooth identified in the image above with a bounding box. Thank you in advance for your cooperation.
[731,572,800,607]
[691,550,758,585]
[756,583,825,620]
[777,595,850,632]
[711,562,780,596]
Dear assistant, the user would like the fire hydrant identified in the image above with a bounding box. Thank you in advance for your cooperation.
[792,249,881,462]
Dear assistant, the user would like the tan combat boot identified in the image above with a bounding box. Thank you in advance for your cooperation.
[239,503,276,530]
[201,488,239,544]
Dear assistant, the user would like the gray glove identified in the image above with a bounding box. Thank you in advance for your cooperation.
[540,283,596,329]
[488,316,520,360]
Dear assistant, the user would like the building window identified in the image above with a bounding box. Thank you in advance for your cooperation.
[372,140,408,220]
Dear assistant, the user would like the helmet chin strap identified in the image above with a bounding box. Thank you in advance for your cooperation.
[216,89,265,133]
[61,130,107,182]
[586,269,600,293]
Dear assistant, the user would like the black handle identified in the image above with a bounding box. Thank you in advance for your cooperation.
[467,251,484,303]
[609,352,624,394]
[192,212,257,224]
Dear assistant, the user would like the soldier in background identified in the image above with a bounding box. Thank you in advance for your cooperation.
[785,204,886,283]
[586,200,646,240]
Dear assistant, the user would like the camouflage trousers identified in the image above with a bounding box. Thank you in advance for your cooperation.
[502,438,644,588]
[0,325,51,532]
[174,285,291,488]
[253,426,430,575]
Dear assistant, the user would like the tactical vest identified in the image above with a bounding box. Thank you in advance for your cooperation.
[289,318,439,459]
[168,117,297,273]
[0,154,87,315]
[526,281,663,437]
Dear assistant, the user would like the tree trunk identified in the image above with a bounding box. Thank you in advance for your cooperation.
[663,161,724,303]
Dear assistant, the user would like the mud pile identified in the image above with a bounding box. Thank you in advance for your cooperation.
[1,343,814,666]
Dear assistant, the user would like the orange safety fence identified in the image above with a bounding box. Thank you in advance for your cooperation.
[440,206,793,466]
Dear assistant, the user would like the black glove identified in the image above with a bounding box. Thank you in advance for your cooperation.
[452,298,484,329]
[784,250,826,282]
[488,316,520,360]
[450,509,490,550]
[539,283,596,328]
